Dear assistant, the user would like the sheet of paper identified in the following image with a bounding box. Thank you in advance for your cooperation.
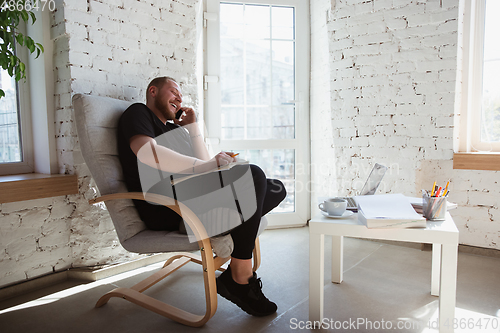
[354,194,423,219]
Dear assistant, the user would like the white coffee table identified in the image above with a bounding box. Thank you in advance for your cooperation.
[309,212,459,333]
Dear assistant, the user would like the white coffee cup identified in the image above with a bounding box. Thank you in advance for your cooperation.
[319,198,347,216]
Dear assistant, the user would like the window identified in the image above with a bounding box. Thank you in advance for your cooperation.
[0,24,34,175]
[204,0,310,227]
[477,0,500,148]
[0,7,78,203]
[0,7,60,177]
[0,71,22,163]
[458,0,500,153]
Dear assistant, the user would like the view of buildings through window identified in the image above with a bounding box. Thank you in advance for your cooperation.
[0,69,21,164]
[220,2,296,212]
[480,0,500,143]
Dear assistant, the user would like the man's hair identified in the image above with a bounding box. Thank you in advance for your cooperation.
[146,76,177,101]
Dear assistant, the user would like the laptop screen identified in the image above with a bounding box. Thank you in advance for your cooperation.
[359,163,387,195]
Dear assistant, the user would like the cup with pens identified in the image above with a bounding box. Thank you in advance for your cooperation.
[422,181,449,221]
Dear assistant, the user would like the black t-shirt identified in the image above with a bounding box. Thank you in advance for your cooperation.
[117,103,195,230]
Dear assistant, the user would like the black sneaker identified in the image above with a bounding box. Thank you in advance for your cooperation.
[216,265,277,316]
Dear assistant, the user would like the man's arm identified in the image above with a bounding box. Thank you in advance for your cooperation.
[184,123,211,161]
[130,135,234,174]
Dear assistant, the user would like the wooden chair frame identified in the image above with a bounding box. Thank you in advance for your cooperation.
[90,192,261,327]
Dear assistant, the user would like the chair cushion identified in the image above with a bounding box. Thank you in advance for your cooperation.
[73,94,148,243]
[123,216,268,254]
[73,94,132,195]
[122,229,199,254]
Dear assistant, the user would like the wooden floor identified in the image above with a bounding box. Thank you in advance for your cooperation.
[0,227,499,333]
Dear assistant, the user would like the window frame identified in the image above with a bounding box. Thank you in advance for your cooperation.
[457,0,500,153]
[0,22,34,175]
[204,0,311,227]
[454,0,500,171]
[0,6,77,202]
[0,7,58,176]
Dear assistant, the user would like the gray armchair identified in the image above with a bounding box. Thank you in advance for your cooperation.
[73,93,263,327]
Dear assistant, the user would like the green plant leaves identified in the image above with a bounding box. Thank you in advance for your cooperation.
[0,1,44,98]
[15,33,23,45]
[25,35,34,52]
[20,11,29,22]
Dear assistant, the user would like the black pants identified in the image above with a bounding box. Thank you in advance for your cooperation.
[135,164,287,259]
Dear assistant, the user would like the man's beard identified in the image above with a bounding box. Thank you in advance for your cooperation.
[155,98,174,120]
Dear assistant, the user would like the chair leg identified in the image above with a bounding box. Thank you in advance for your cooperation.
[95,238,217,327]
[163,252,203,268]
[131,256,192,293]
[96,287,211,326]
[164,252,229,272]
[95,237,262,327]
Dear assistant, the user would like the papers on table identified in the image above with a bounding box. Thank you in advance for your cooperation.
[355,194,427,229]
[407,196,457,214]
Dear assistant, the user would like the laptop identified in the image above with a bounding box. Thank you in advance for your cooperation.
[340,163,388,210]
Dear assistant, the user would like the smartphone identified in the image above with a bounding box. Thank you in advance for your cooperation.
[175,109,183,119]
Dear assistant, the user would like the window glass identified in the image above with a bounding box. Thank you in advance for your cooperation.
[272,6,294,40]
[220,3,295,140]
[219,2,299,214]
[480,0,500,143]
[232,149,295,212]
[0,69,22,163]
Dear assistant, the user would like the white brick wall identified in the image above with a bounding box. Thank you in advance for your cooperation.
[0,0,201,288]
[311,0,499,250]
[0,197,72,287]
[61,0,200,268]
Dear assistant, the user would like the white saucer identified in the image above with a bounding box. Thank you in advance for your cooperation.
[321,210,354,219]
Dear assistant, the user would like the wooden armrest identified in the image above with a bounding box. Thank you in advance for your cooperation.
[89,192,210,242]
[89,192,177,207]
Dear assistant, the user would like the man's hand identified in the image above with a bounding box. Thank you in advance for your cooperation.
[177,106,210,160]
[174,107,196,126]
[215,151,236,167]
